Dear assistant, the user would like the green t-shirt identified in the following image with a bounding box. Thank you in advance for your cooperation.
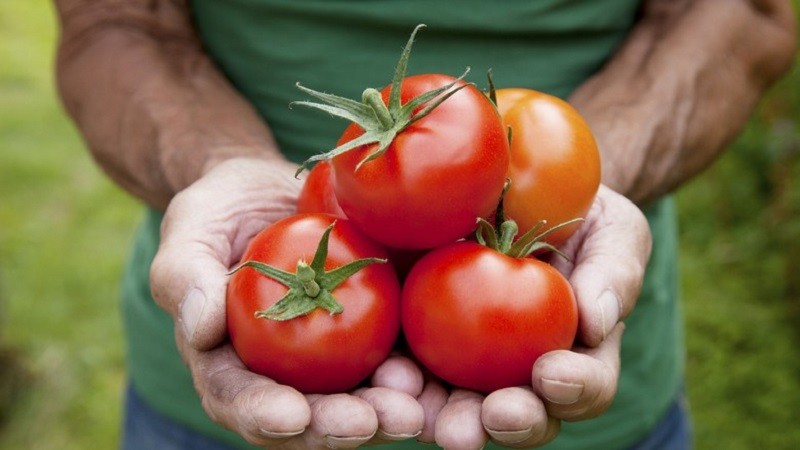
[122,1,684,449]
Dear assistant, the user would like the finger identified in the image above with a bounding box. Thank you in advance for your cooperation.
[181,338,311,447]
[306,394,379,449]
[554,185,651,347]
[371,355,425,398]
[416,380,448,444]
[533,323,625,421]
[481,387,560,448]
[151,238,229,351]
[355,387,424,442]
[150,188,235,350]
[435,390,488,450]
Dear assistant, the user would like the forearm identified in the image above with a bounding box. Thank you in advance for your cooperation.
[54,0,286,210]
[570,0,796,205]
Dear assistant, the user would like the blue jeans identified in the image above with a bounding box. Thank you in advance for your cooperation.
[122,384,692,450]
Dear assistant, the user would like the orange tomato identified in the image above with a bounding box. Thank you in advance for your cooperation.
[495,88,601,247]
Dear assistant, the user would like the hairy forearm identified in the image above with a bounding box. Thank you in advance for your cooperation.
[54,0,285,210]
[570,0,796,205]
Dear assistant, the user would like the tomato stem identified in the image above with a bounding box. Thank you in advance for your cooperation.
[296,262,321,297]
[486,69,498,107]
[363,88,394,130]
[497,220,518,254]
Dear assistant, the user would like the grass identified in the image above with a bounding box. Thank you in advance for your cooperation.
[0,2,137,449]
[1,1,799,449]
[677,65,800,449]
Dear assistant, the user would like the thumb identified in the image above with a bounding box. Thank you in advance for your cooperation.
[151,242,229,351]
[149,189,232,351]
[555,186,651,347]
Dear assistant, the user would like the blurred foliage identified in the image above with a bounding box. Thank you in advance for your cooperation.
[0,2,137,449]
[677,26,800,449]
[0,1,799,450]
[0,347,31,429]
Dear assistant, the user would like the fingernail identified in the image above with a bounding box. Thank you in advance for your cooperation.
[485,427,532,444]
[326,435,374,449]
[259,428,305,440]
[180,287,206,341]
[376,430,422,441]
[540,379,583,405]
[597,289,621,340]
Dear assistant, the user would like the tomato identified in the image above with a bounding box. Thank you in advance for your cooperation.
[496,88,601,247]
[295,26,509,249]
[226,213,401,394]
[297,161,346,219]
[401,240,578,393]
[330,75,509,249]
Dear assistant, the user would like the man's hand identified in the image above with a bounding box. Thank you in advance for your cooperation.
[149,158,425,448]
[429,186,652,449]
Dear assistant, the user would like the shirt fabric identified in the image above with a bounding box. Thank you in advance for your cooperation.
[122,1,684,448]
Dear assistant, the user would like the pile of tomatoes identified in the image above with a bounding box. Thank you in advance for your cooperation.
[226,26,601,395]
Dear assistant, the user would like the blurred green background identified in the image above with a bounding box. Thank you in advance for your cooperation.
[1,2,798,449]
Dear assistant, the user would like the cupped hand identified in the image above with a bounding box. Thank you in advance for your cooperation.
[431,185,652,449]
[149,158,424,448]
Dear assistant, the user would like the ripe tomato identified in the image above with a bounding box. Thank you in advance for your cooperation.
[331,75,509,249]
[296,26,509,249]
[297,161,346,219]
[401,241,578,393]
[226,213,401,394]
[496,88,601,248]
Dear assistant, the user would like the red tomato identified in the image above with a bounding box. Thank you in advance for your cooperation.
[496,88,601,247]
[401,241,578,393]
[331,75,509,249]
[226,214,401,394]
[296,162,428,280]
[297,161,346,219]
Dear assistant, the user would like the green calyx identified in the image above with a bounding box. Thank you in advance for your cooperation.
[292,24,471,176]
[475,217,583,260]
[229,222,386,321]
[475,181,583,259]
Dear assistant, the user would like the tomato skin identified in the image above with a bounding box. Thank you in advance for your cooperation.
[297,161,346,219]
[401,241,578,393]
[331,74,510,250]
[496,88,601,247]
[226,214,401,394]
[296,165,425,279]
